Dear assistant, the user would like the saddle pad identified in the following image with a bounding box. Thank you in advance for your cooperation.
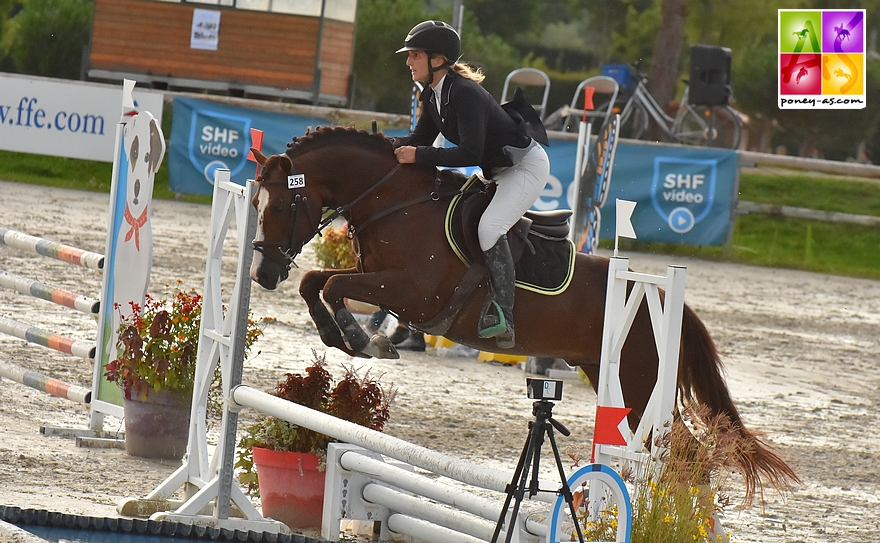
[445,176,575,296]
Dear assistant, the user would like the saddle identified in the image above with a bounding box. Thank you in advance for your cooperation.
[446,176,575,295]
[413,176,577,336]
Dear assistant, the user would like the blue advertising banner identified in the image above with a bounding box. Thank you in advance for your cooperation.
[597,142,738,246]
[169,97,331,194]
[169,96,584,202]
[168,97,737,245]
[532,140,737,246]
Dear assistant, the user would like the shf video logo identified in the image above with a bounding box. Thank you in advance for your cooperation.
[651,157,717,235]
[778,9,866,109]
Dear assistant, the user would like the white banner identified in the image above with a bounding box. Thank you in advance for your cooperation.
[0,73,164,162]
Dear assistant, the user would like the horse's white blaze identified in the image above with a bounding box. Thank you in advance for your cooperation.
[249,188,270,282]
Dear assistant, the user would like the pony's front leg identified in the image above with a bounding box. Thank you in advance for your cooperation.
[299,269,356,354]
[322,269,414,359]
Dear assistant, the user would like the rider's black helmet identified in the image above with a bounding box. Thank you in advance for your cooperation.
[396,20,461,63]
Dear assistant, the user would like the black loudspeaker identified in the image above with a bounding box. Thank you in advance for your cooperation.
[689,44,732,106]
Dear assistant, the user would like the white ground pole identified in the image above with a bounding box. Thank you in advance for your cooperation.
[117,170,287,534]
[590,258,686,517]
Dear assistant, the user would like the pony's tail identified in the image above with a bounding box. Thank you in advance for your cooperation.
[678,303,802,505]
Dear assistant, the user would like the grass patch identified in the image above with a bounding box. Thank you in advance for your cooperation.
[614,214,880,281]
[730,214,880,279]
[0,150,211,205]
[739,169,880,217]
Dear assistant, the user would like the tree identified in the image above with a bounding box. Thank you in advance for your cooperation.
[352,1,521,114]
[0,0,93,79]
[0,0,21,72]
[645,0,687,141]
[351,0,428,113]
[468,0,543,43]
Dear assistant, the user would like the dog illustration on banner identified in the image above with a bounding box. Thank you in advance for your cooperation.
[110,111,165,342]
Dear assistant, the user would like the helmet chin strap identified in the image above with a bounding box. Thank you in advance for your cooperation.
[424,52,448,87]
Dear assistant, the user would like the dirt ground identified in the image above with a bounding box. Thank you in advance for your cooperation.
[0,179,879,542]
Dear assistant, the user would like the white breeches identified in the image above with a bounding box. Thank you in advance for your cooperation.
[478,143,550,251]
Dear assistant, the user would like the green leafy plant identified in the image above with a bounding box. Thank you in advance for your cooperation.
[569,405,737,542]
[105,282,262,401]
[313,225,357,269]
[236,351,396,495]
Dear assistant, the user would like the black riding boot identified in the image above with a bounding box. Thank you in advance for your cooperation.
[478,235,516,349]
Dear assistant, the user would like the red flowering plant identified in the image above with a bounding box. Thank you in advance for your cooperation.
[105,282,262,401]
[236,350,396,495]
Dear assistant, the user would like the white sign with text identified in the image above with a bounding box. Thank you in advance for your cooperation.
[0,73,164,162]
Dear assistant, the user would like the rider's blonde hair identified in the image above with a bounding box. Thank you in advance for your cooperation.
[450,61,485,83]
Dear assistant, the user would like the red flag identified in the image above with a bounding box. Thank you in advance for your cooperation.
[582,87,596,122]
[247,128,264,177]
[593,405,630,447]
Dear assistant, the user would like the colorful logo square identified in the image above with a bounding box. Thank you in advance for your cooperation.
[778,9,866,109]
[780,54,821,94]
[779,11,822,53]
[823,54,864,95]
[822,11,864,53]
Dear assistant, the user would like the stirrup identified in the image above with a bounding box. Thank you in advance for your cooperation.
[478,300,508,338]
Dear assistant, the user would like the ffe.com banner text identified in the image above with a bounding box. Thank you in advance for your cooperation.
[0,73,164,162]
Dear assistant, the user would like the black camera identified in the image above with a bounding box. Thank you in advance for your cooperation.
[526,378,563,401]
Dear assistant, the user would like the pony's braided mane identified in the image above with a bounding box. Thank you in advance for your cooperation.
[285,126,394,158]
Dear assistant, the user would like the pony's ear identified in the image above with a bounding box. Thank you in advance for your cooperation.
[278,154,292,172]
[251,148,268,165]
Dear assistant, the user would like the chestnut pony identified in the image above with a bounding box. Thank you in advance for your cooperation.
[249,126,798,502]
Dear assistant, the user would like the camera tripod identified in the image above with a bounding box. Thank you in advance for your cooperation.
[490,399,585,543]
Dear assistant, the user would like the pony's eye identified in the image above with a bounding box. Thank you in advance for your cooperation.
[270,204,286,215]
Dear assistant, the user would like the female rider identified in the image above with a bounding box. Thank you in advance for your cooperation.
[392,20,550,349]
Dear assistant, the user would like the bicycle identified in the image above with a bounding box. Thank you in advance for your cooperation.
[594,64,743,149]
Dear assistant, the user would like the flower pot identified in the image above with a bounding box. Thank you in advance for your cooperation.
[122,388,191,460]
[253,447,325,530]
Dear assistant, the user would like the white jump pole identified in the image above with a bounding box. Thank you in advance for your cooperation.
[230,385,541,498]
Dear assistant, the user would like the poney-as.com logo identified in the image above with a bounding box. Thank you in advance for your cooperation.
[778,9,866,109]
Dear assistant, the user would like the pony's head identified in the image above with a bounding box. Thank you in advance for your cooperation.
[249,147,325,289]
[249,126,401,289]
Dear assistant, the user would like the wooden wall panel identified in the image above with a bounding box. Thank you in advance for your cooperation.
[88,0,353,100]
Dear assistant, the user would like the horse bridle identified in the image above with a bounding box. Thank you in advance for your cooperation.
[252,160,405,270]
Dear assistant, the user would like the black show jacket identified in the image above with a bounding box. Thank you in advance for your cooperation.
[395,70,531,179]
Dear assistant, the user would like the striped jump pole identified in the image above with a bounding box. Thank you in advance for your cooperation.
[0,359,91,404]
[0,316,96,361]
[0,227,104,270]
[0,269,100,315]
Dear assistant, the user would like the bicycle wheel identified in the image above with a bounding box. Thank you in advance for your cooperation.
[674,106,709,146]
[621,100,649,140]
[679,106,742,149]
[706,106,742,149]
[594,98,648,140]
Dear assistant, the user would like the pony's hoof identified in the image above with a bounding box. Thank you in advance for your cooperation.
[362,334,400,359]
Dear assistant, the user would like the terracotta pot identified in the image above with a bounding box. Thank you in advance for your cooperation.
[122,387,191,460]
[253,447,325,530]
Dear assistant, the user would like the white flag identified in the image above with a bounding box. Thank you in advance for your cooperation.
[122,79,136,109]
[616,199,637,239]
